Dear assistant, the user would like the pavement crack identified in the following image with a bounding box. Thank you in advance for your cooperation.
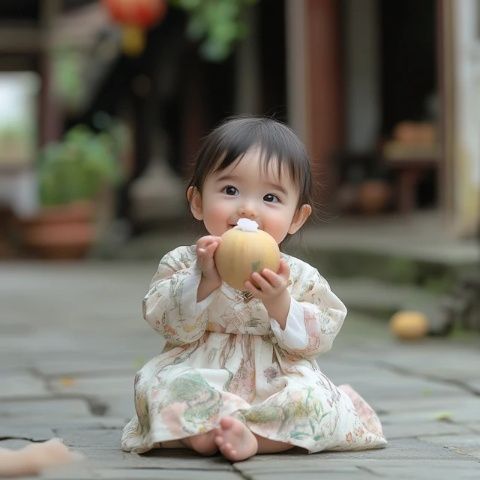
[0,436,46,443]
[377,361,480,397]
[231,463,255,479]
[51,393,109,416]
[28,366,110,416]
[357,465,383,477]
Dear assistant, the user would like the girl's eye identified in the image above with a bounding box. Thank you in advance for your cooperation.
[264,193,280,203]
[223,185,239,196]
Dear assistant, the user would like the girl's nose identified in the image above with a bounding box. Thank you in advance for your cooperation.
[238,204,257,220]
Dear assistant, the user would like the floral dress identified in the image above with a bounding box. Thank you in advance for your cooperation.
[121,245,387,454]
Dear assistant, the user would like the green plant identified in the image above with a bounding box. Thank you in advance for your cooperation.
[38,125,121,207]
[171,0,258,61]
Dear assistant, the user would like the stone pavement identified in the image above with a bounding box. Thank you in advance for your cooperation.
[1,260,480,479]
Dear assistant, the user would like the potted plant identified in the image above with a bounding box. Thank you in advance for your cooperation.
[22,125,122,259]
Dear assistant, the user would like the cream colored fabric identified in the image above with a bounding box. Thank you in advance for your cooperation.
[122,246,387,454]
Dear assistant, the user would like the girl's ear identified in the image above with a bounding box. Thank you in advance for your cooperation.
[288,204,312,235]
[187,186,203,220]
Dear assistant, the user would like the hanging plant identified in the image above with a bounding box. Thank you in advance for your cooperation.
[171,0,258,61]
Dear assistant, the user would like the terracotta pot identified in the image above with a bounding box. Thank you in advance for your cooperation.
[357,180,391,215]
[21,202,96,259]
[23,201,95,226]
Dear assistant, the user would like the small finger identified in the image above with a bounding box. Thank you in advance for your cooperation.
[207,241,219,253]
[261,269,282,288]
[244,280,260,295]
[251,271,272,292]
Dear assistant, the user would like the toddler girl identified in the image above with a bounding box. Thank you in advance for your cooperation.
[121,116,387,461]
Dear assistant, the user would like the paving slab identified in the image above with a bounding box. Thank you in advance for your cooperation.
[233,470,375,480]
[419,434,480,460]
[378,345,480,382]
[72,447,236,471]
[0,370,49,398]
[53,428,122,449]
[1,261,480,480]
[0,426,56,442]
[373,395,480,420]
[382,420,473,439]
[361,459,480,480]
[0,398,92,419]
[93,469,242,480]
[31,356,141,377]
[49,374,134,399]
[1,416,126,431]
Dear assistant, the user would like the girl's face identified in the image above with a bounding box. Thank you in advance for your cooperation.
[188,147,312,244]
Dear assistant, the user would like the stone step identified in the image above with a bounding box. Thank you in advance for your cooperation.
[93,215,477,303]
[288,244,463,296]
[328,277,450,334]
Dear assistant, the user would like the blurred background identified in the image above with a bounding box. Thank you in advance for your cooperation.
[0,0,478,269]
[1,4,480,469]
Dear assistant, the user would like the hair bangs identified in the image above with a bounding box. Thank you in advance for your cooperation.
[187,116,313,208]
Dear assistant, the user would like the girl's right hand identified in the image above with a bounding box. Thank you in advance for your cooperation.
[196,235,222,284]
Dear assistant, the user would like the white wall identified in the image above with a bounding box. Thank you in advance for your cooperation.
[343,0,380,153]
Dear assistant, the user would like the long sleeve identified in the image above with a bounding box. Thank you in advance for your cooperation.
[142,246,217,346]
[270,260,347,359]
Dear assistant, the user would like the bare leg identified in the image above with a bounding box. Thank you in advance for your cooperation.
[256,435,293,454]
[159,440,184,449]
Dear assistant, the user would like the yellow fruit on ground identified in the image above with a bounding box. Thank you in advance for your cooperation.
[214,218,280,291]
[390,311,429,340]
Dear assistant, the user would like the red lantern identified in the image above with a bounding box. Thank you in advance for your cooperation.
[103,0,167,56]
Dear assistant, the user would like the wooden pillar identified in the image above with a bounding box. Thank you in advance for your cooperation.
[181,54,208,176]
[304,0,344,208]
[38,0,62,146]
[439,0,480,237]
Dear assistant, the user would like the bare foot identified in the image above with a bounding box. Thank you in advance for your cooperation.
[214,417,258,461]
[181,430,218,456]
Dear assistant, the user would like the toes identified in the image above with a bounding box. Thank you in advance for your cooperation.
[226,448,237,458]
[220,417,234,430]
[221,443,237,460]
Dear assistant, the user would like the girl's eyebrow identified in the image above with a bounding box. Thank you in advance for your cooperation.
[264,182,288,196]
[216,173,288,196]
[215,174,237,184]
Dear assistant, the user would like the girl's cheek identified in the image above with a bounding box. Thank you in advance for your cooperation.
[210,203,230,218]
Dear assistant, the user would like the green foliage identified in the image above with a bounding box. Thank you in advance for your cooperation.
[53,47,85,112]
[171,0,258,61]
[38,125,122,206]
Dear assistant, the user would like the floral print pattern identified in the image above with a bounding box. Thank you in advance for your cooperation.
[122,246,387,453]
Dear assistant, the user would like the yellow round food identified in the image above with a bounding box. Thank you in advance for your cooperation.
[390,311,429,340]
[214,219,280,291]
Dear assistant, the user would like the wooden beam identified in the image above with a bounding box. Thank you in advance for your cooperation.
[38,0,63,145]
[0,26,43,53]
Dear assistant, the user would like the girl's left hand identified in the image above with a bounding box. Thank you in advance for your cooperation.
[244,258,290,302]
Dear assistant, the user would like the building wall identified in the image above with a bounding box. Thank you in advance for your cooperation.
[344,0,380,153]
[449,0,480,236]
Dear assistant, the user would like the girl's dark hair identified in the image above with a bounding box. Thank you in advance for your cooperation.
[186,115,313,209]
